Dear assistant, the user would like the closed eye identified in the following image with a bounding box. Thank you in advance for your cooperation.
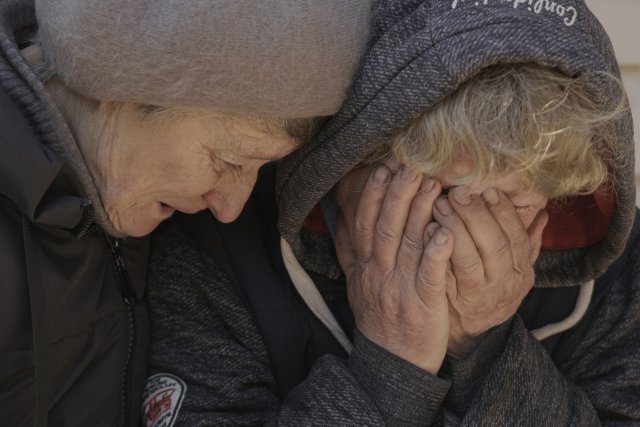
[205,148,242,175]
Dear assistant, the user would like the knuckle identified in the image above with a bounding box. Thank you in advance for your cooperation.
[460,294,484,313]
[416,258,446,288]
[353,218,372,236]
[375,221,397,242]
[416,271,442,290]
[453,254,482,276]
[493,241,511,258]
[401,233,424,254]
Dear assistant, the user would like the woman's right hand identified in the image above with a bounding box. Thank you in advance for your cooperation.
[335,165,453,375]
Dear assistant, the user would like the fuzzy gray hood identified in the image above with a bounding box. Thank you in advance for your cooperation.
[277,0,635,288]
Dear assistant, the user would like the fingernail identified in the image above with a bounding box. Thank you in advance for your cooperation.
[385,156,402,171]
[483,188,500,205]
[422,178,435,193]
[434,229,449,246]
[425,222,439,239]
[373,167,390,184]
[452,186,471,205]
[436,198,453,215]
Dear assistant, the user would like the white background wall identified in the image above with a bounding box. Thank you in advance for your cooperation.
[584,0,640,205]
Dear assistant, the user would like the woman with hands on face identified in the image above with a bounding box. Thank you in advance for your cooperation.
[326,62,634,425]
[147,1,639,425]
[335,152,550,373]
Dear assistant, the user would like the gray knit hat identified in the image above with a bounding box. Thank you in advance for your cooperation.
[35,0,372,117]
[277,0,635,287]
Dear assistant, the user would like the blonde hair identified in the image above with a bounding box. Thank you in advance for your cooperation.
[388,64,627,198]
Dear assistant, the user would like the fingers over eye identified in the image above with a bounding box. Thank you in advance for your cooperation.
[432,196,485,282]
[372,166,423,271]
[351,166,390,262]
[482,188,532,265]
[397,178,442,273]
[446,186,519,279]
[416,227,454,303]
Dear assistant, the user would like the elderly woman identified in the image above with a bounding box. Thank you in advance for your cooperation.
[0,0,372,425]
[146,0,639,425]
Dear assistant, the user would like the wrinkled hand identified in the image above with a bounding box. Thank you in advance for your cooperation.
[336,165,453,374]
[432,187,548,358]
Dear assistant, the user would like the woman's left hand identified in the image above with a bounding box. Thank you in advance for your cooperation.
[432,187,548,358]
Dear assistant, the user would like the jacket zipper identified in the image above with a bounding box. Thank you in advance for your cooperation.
[105,235,137,426]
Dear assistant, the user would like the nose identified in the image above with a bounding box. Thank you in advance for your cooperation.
[202,171,258,223]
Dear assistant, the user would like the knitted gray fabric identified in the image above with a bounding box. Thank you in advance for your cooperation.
[277,0,636,288]
[35,0,373,117]
[148,219,451,426]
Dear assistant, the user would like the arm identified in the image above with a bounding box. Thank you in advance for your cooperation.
[340,169,640,425]
[433,187,640,423]
[146,218,450,427]
[438,301,640,424]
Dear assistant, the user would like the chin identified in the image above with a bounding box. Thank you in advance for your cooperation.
[115,217,164,237]
[108,201,171,237]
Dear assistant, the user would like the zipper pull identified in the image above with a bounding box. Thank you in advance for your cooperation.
[75,199,98,239]
[106,236,137,306]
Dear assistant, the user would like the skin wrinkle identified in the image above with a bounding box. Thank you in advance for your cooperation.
[77,102,297,236]
[337,149,550,359]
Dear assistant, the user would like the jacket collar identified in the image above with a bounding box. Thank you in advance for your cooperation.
[0,84,90,230]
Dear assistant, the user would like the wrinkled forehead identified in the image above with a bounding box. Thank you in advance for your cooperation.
[222,132,297,163]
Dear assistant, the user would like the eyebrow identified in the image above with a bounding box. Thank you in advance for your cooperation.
[200,140,290,164]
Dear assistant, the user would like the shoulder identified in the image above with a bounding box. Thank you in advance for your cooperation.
[147,215,244,321]
[148,215,226,288]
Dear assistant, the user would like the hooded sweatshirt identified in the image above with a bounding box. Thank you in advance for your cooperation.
[146,0,639,425]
